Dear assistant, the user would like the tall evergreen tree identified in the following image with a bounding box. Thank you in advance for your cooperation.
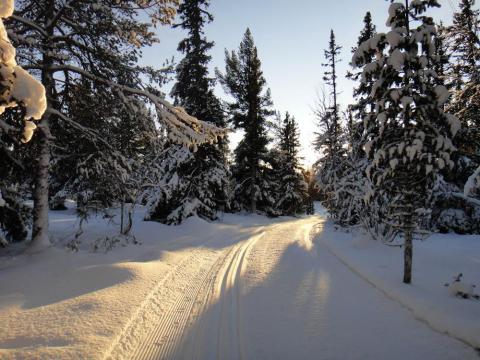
[314,30,346,221]
[275,113,307,215]
[347,12,377,130]
[217,29,275,214]
[330,13,379,227]
[352,0,460,283]
[147,0,230,224]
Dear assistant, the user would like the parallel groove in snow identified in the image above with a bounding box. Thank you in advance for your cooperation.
[129,229,265,360]
[104,247,218,360]
[131,249,220,360]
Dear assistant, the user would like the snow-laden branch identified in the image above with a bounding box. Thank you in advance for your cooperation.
[38,63,226,147]
[464,166,480,198]
[0,0,46,142]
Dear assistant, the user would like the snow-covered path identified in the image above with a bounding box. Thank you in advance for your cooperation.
[116,216,477,360]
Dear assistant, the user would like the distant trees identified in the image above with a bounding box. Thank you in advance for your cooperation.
[275,113,307,215]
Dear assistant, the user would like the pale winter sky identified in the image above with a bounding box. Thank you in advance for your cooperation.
[142,0,471,167]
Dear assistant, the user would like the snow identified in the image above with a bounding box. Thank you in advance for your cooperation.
[1,205,479,358]
[0,0,46,131]
[386,30,402,47]
[0,206,283,359]
[11,66,47,121]
[386,3,404,27]
[323,219,480,350]
[464,165,480,197]
[434,84,450,105]
[388,48,405,71]
[0,0,14,18]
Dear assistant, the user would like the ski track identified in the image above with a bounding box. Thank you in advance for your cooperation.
[106,226,267,360]
[112,216,478,360]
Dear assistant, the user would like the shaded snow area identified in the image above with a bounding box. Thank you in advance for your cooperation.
[0,206,479,359]
[323,221,480,351]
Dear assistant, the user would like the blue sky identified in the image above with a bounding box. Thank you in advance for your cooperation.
[142,0,468,166]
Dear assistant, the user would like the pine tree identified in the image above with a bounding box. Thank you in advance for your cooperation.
[147,0,230,224]
[8,1,224,249]
[352,0,460,283]
[275,113,307,215]
[314,30,346,221]
[217,29,275,214]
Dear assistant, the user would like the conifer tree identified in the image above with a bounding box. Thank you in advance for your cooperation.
[445,0,480,184]
[217,29,275,214]
[352,0,460,283]
[314,30,346,221]
[275,113,307,215]
[331,13,379,227]
[147,0,230,224]
[347,12,377,130]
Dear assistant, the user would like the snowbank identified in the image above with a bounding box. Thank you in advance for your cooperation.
[0,206,278,358]
[321,222,480,349]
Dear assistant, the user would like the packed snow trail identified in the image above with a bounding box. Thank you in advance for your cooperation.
[120,216,477,360]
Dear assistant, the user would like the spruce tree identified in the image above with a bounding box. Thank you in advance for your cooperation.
[352,0,460,283]
[330,13,379,227]
[314,30,346,221]
[275,113,307,215]
[217,29,275,214]
[147,0,230,224]
[347,12,377,130]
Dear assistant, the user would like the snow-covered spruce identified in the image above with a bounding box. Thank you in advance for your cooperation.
[314,30,347,222]
[351,0,460,283]
[217,29,277,215]
[145,0,230,225]
[274,113,308,216]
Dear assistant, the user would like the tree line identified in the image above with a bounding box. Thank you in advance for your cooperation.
[314,0,480,283]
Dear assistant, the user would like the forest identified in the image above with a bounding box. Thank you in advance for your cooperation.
[1,0,480,359]
[1,0,479,261]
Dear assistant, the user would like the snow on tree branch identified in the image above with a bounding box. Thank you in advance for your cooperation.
[40,63,226,147]
[0,0,46,143]
[464,165,480,197]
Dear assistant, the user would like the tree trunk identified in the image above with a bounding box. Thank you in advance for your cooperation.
[403,207,413,284]
[250,164,257,213]
[30,119,51,251]
[30,0,55,251]
[403,227,413,284]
